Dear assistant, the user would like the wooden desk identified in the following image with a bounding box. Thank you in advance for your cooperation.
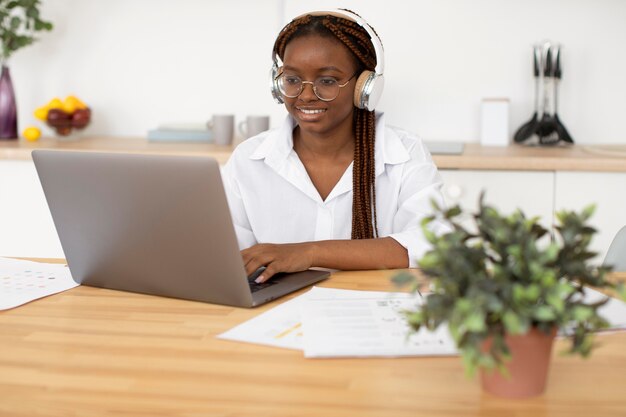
[1,263,625,417]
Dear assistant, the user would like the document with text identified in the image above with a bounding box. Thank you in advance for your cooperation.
[300,287,458,358]
[0,257,78,310]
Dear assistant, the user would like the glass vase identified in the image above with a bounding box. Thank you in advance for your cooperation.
[0,65,18,140]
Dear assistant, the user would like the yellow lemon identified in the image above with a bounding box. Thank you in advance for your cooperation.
[62,100,78,114]
[47,97,63,109]
[65,95,87,110]
[34,106,49,121]
[22,126,41,142]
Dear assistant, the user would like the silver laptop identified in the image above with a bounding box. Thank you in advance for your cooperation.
[32,150,329,307]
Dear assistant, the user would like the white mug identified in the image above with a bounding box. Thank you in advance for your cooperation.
[207,114,235,146]
[238,115,270,140]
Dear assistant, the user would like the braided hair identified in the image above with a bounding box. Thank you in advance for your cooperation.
[273,11,380,240]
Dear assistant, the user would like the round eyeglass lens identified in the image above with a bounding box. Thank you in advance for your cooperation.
[277,75,341,101]
[278,75,302,98]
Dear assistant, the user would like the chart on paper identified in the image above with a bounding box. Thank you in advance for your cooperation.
[0,257,78,310]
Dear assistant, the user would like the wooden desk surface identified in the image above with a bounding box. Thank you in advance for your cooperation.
[1,263,625,417]
[2,136,626,171]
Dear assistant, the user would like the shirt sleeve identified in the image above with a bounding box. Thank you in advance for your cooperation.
[221,157,257,250]
[387,142,449,268]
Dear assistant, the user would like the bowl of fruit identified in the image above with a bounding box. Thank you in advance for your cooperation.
[34,96,91,137]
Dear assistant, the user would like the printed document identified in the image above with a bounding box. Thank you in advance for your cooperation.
[300,287,458,358]
[0,257,78,310]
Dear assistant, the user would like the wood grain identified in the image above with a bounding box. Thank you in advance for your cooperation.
[1,262,625,417]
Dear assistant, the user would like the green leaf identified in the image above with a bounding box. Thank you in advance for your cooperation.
[10,15,20,30]
[503,311,527,334]
[616,282,626,301]
[572,305,593,321]
[546,293,565,313]
[464,311,486,332]
[581,204,596,221]
[418,252,440,270]
[461,346,479,377]
[533,306,556,321]
[25,6,39,19]
[525,284,540,302]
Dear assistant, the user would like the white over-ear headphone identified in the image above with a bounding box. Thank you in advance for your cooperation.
[270,9,385,112]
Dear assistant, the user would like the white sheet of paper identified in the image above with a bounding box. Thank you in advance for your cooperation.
[301,287,458,358]
[216,291,307,350]
[216,287,419,350]
[0,257,79,310]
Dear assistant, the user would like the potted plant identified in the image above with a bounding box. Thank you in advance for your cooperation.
[0,0,53,139]
[393,195,625,398]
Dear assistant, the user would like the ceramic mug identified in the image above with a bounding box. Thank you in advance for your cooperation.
[238,115,270,140]
[207,114,235,146]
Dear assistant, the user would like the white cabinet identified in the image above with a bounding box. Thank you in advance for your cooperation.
[554,172,626,263]
[0,160,64,258]
[438,169,624,263]
[439,170,555,229]
[0,160,623,263]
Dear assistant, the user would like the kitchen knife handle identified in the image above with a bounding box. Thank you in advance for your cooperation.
[554,45,562,79]
[543,45,552,77]
[533,45,540,77]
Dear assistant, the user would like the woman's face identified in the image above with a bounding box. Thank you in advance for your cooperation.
[281,34,359,138]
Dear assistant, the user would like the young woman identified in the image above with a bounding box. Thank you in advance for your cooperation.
[222,9,446,283]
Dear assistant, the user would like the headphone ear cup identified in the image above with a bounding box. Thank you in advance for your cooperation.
[353,71,371,109]
[353,71,384,111]
[269,64,284,104]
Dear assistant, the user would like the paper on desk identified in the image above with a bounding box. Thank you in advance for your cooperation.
[217,291,307,350]
[0,257,78,310]
[301,287,458,358]
[217,286,441,351]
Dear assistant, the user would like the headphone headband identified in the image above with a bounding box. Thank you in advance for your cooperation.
[282,10,385,75]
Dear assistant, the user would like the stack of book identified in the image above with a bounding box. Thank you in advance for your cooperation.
[147,123,213,143]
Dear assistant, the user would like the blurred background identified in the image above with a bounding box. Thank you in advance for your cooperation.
[11,0,626,144]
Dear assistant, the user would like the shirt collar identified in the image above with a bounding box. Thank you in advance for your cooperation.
[249,112,410,175]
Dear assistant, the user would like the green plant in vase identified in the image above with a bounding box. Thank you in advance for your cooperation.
[393,194,625,398]
[0,0,53,139]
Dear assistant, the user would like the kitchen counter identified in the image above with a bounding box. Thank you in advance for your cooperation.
[1,137,626,171]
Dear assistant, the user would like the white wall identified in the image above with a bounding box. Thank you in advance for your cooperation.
[11,0,626,144]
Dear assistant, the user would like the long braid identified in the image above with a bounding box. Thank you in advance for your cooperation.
[274,12,380,239]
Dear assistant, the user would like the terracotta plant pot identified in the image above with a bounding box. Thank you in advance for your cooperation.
[481,327,557,398]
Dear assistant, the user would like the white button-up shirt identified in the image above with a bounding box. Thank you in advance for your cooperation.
[222,113,446,268]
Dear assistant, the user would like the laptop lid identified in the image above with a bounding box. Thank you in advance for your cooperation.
[32,150,327,308]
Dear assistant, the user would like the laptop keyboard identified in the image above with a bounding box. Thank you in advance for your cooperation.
[248,278,280,293]
[247,267,284,293]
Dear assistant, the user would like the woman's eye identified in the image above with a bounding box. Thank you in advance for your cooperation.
[284,76,301,85]
[318,77,337,86]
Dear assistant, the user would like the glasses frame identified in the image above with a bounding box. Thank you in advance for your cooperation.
[275,72,357,102]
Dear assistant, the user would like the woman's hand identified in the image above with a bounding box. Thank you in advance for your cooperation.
[241,242,316,283]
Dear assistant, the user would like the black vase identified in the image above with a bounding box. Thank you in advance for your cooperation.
[0,65,18,140]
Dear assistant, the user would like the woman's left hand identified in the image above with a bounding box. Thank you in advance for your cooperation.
[241,242,316,283]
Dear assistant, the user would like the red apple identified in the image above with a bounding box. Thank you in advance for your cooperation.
[71,108,91,129]
[47,108,72,128]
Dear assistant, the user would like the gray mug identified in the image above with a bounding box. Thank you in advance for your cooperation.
[208,114,235,146]
[238,115,270,140]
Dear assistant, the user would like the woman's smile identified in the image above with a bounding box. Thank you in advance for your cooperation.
[295,105,327,121]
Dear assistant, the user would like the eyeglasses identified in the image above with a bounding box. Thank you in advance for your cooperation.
[276,73,356,102]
